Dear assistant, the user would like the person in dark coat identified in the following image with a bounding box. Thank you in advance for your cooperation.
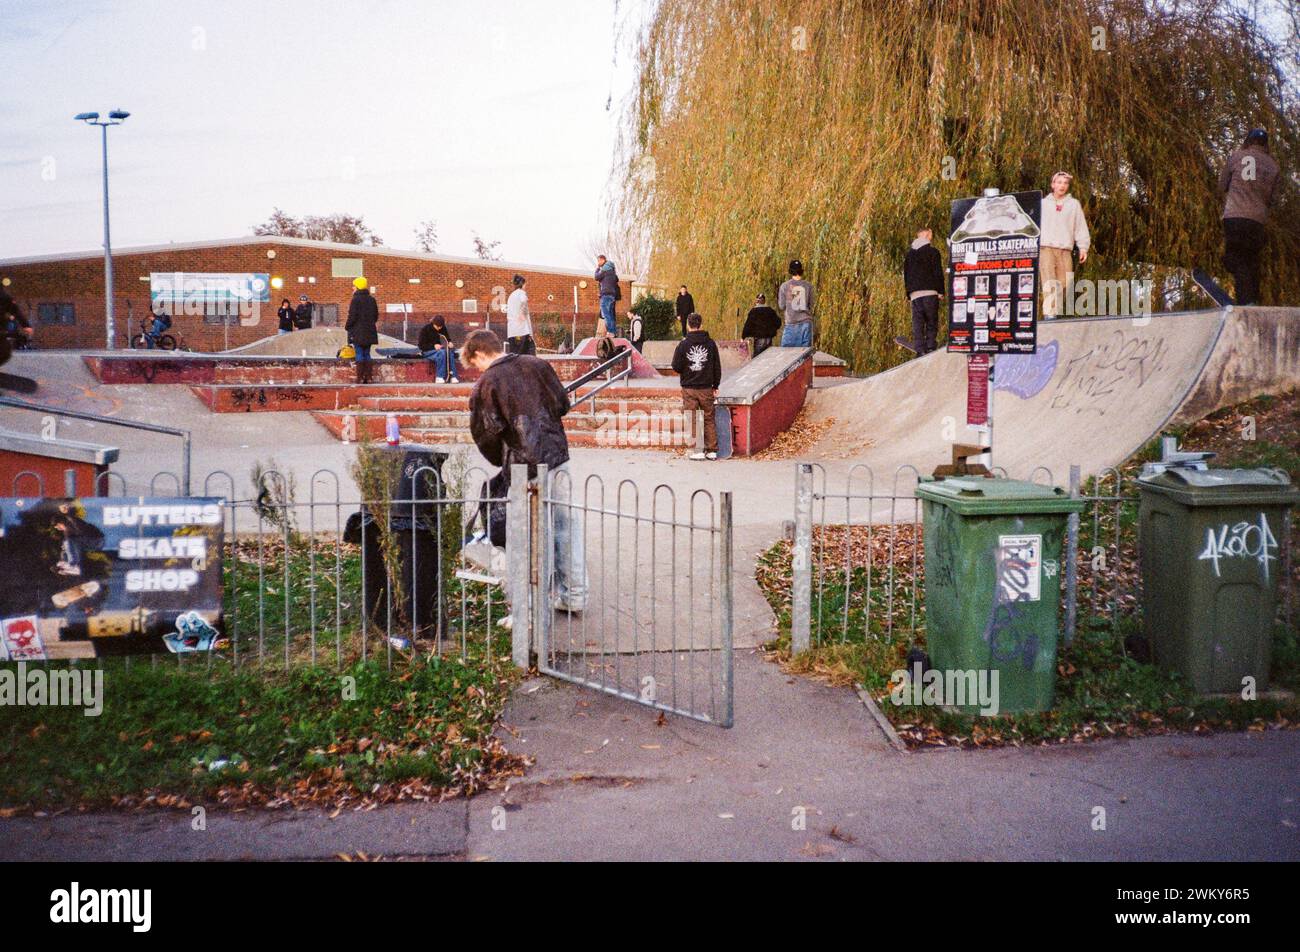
[671,313,723,460]
[595,255,620,335]
[293,294,314,330]
[902,228,945,354]
[277,298,295,334]
[675,285,695,337]
[462,329,587,616]
[345,277,379,383]
[741,293,781,357]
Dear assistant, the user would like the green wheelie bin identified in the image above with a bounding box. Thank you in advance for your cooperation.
[1136,467,1298,694]
[915,477,1085,714]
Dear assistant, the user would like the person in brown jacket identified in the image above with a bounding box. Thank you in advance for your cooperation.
[462,329,587,616]
[1219,128,1280,305]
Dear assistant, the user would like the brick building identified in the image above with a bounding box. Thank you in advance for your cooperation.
[0,236,633,351]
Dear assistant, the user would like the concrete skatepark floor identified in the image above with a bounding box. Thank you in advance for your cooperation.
[2,314,1298,860]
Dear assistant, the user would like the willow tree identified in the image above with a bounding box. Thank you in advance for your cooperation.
[616,0,1300,372]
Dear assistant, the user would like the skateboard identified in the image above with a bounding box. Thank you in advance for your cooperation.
[894,336,920,355]
[1191,267,1234,308]
[714,404,733,460]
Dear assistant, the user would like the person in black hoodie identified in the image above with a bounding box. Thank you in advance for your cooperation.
[674,285,695,337]
[345,277,379,383]
[902,227,945,354]
[293,294,314,330]
[671,313,722,460]
[741,293,781,356]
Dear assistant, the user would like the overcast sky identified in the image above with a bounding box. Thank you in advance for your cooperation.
[0,0,642,268]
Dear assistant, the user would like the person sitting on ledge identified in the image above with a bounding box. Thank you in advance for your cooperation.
[418,313,460,383]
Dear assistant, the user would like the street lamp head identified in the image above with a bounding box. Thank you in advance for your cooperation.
[108,110,130,121]
[74,111,100,122]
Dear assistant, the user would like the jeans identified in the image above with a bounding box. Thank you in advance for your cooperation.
[355,343,372,362]
[599,295,617,335]
[145,318,168,348]
[508,464,588,613]
[910,295,939,353]
[423,348,458,378]
[780,322,812,348]
[1222,217,1266,305]
[548,464,588,610]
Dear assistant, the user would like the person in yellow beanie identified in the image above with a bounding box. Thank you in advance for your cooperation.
[345,277,378,383]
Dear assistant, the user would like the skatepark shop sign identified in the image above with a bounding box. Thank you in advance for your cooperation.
[947,190,1041,355]
[0,498,225,661]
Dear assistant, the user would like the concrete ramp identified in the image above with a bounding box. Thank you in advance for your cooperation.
[805,307,1300,481]
[220,327,406,357]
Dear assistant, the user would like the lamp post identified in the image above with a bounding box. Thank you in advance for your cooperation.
[74,109,130,349]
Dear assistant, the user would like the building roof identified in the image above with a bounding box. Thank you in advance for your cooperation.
[0,235,613,281]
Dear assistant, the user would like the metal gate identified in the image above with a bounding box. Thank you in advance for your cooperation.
[505,464,734,727]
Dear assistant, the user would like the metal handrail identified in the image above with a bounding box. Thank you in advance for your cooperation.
[566,345,633,411]
[0,396,191,495]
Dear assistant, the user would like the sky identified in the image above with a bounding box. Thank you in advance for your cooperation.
[0,0,644,269]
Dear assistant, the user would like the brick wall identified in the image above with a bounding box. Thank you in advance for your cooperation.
[0,241,633,352]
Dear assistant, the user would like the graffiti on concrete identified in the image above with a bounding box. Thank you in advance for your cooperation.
[994,340,1059,399]
[1048,330,1169,416]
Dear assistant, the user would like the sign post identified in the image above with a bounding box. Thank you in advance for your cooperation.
[947,188,1042,469]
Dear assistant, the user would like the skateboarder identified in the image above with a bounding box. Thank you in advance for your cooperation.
[778,259,815,347]
[675,285,695,337]
[1039,172,1090,318]
[462,328,587,617]
[903,227,945,354]
[595,255,620,336]
[672,313,722,461]
[293,294,314,330]
[741,293,781,357]
[504,274,536,356]
[1219,129,1280,305]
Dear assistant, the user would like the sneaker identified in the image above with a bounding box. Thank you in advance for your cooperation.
[706,452,718,460]
[435,376,446,384]
[689,452,708,461]
[450,376,461,383]
[551,596,586,614]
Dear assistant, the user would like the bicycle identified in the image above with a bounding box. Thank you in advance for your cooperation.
[130,316,178,350]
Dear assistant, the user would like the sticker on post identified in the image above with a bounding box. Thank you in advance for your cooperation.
[2,615,47,661]
[996,534,1041,602]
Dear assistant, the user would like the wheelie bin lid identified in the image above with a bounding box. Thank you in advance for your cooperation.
[914,477,1085,515]
[1137,467,1300,507]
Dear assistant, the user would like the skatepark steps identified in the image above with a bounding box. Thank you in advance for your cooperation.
[801,306,1300,480]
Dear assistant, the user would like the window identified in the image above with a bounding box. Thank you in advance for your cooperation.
[461,299,478,313]
[36,302,75,325]
[331,258,364,278]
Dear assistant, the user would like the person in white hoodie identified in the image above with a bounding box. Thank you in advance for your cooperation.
[1039,172,1090,318]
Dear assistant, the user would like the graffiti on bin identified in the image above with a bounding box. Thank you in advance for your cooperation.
[983,534,1045,670]
[1197,513,1278,581]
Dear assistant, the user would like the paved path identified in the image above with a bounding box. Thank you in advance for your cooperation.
[6,651,1297,860]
